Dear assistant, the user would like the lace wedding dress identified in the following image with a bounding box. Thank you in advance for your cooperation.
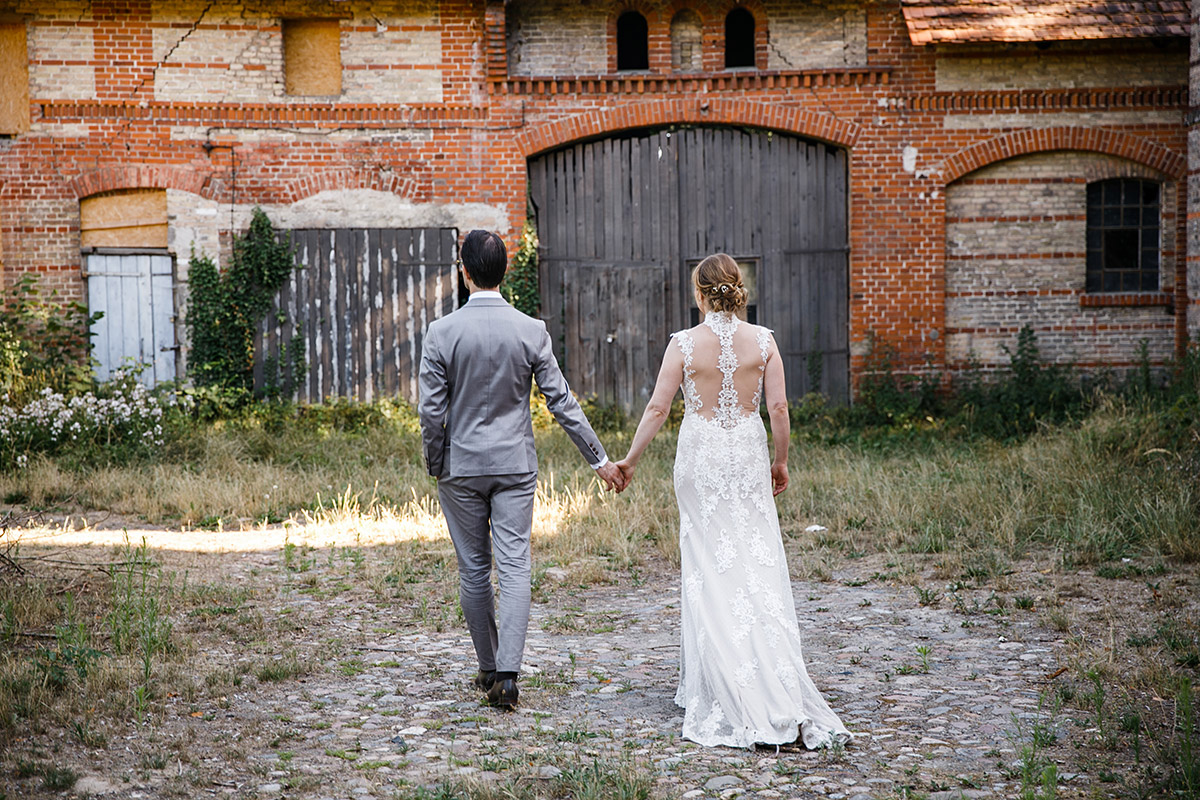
[672,311,852,749]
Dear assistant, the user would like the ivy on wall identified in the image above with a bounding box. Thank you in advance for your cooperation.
[185,208,296,392]
[500,219,540,318]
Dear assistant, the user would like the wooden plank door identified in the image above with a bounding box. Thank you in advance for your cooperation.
[255,227,457,404]
[548,261,667,409]
[530,125,849,406]
[86,252,177,385]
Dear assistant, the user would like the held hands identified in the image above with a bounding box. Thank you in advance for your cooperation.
[615,459,635,490]
[596,461,628,493]
[771,462,789,496]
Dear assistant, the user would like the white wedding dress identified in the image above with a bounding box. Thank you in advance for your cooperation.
[672,311,852,749]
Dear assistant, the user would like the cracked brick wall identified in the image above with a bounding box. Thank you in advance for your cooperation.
[0,0,1191,386]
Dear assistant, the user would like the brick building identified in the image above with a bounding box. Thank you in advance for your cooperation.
[0,0,1194,405]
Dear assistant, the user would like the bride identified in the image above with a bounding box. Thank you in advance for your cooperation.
[615,254,852,750]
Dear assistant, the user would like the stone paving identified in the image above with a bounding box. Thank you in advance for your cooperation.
[162,558,1082,800]
[5,542,1110,800]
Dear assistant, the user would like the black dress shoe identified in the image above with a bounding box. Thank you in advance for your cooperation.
[474,670,496,691]
[485,678,518,710]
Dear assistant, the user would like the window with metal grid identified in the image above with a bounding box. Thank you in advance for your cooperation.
[1085,178,1160,293]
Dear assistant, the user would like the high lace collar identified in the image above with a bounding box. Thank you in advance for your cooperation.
[702,310,739,335]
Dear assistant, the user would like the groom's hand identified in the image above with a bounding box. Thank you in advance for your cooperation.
[596,462,624,492]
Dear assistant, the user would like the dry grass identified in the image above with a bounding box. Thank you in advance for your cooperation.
[1,401,1196,791]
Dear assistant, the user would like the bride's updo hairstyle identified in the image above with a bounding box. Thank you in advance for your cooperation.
[693,253,747,314]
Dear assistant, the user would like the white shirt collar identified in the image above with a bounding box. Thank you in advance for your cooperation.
[469,290,504,300]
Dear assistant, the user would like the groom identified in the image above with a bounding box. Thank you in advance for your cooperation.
[418,229,624,709]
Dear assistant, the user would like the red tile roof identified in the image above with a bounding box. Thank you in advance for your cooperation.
[901,0,1190,45]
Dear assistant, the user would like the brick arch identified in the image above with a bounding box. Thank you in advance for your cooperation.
[942,127,1185,185]
[280,167,420,205]
[67,164,209,200]
[515,97,861,158]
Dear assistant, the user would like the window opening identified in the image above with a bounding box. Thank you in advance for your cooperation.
[1085,178,1160,292]
[671,10,702,72]
[283,19,342,96]
[617,11,649,71]
[0,22,29,135]
[724,7,755,69]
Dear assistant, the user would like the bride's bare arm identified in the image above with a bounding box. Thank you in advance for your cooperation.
[763,335,790,494]
[617,340,685,476]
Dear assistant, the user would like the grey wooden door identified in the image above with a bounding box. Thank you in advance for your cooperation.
[254,228,457,404]
[86,252,177,385]
[529,126,849,404]
[547,261,667,409]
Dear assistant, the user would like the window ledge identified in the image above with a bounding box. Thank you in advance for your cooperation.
[1079,291,1172,308]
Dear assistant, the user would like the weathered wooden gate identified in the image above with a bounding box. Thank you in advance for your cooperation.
[254,228,457,404]
[529,126,849,405]
[86,252,177,386]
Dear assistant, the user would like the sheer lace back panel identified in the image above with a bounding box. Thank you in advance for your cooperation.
[675,312,772,427]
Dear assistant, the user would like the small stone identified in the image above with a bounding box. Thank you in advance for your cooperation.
[398,726,427,736]
[705,775,743,791]
[257,784,282,794]
[539,765,563,779]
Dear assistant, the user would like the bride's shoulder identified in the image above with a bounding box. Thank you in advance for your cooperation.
[749,322,775,338]
[670,325,704,340]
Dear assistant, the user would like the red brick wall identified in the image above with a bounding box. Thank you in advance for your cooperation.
[0,0,1190,385]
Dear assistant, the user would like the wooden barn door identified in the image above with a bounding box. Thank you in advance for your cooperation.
[254,228,457,404]
[530,127,848,405]
[86,252,177,386]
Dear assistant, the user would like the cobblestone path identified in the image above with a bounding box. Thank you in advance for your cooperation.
[174,559,1080,800]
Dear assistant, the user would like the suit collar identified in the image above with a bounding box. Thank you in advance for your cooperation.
[466,291,508,306]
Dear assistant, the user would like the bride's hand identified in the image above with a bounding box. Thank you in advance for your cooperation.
[771,462,788,496]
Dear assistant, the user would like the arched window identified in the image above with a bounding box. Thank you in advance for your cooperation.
[671,10,702,72]
[1086,178,1161,292]
[724,7,755,69]
[616,10,649,71]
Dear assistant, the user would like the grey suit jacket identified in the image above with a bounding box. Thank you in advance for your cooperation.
[417,294,606,478]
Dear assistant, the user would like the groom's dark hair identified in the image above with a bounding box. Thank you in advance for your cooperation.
[460,230,507,289]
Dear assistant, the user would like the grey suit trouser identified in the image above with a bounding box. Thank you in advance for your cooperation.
[437,472,537,674]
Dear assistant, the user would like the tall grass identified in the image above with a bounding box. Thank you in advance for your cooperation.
[2,397,1195,569]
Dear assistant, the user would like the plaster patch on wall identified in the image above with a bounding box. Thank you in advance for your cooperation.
[936,52,1186,91]
[944,111,1184,130]
[902,146,917,173]
[28,25,95,100]
[766,0,867,69]
[245,190,510,235]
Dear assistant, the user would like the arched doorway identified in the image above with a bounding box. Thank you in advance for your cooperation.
[528,125,849,408]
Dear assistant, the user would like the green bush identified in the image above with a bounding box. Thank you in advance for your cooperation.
[185,208,296,394]
[0,274,99,405]
[0,370,168,472]
[500,219,540,318]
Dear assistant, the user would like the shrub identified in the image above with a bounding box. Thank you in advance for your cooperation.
[185,208,296,393]
[0,274,99,405]
[500,219,540,317]
[0,371,167,471]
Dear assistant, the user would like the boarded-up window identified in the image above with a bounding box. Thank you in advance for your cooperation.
[671,10,702,72]
[283,19,342,96]
[0,22,30,135]
[80,189,168,249]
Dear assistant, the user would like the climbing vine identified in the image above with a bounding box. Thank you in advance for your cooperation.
[185,207,296,392]
[500,219,540,317]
